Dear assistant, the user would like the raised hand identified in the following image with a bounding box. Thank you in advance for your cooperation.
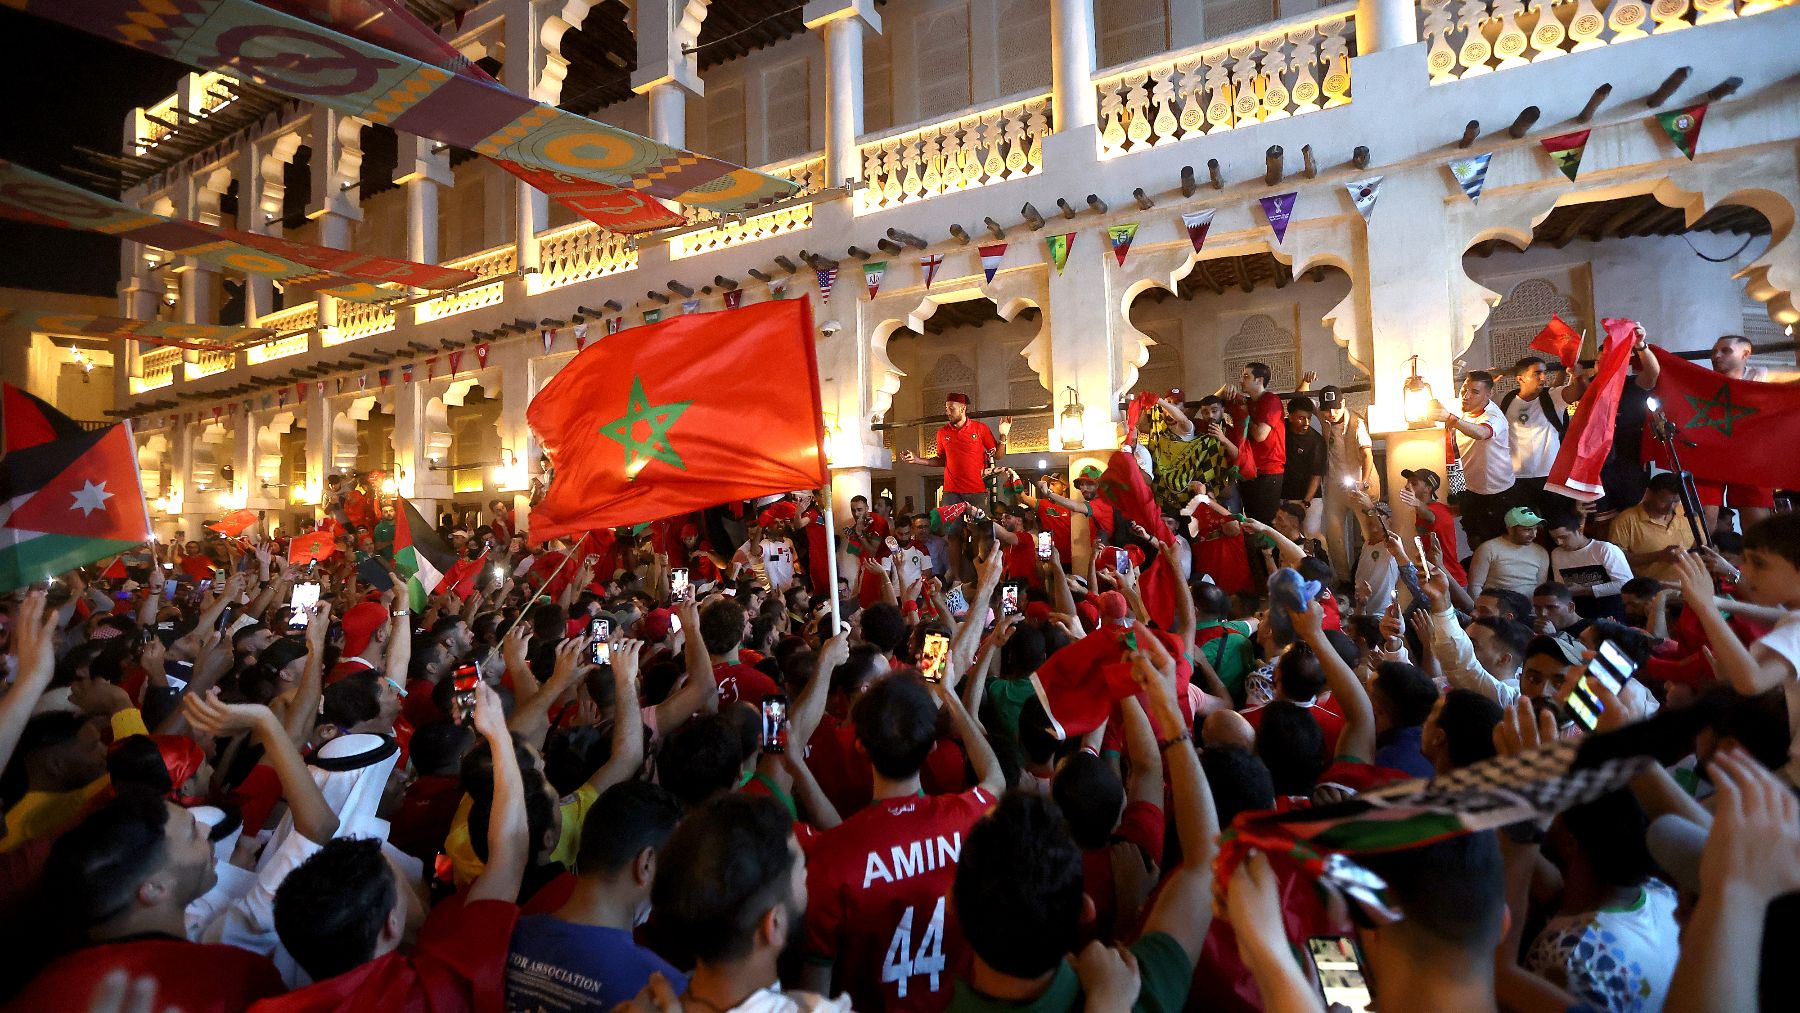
[1072,942,1141,1012]
[184,687,274,738]
[1700,747,1800,903]
[1494,695,1557,757]
[1672,551,1717,611]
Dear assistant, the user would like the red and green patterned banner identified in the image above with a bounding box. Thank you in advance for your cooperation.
[0,309,269,352]
[0,160,472,300]
[15,0,798,230]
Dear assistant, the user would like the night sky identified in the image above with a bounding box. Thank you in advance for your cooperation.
[0,9,188,296]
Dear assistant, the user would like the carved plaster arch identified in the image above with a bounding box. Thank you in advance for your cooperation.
[423,396,453,466]
[138,433,170,498]
[258,130,306,225]
[864,276,1048,426]
[1117,221,1367,396]
[539,1,609,104]
[193,164,235,227]
[254,411,298,487]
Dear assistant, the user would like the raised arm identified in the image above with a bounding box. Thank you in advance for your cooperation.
[928,665,1005,798]
[950,547,1004,672]
[1118,697,1163,807]
[1130,632,1217,964]
[1674,554,1795,695]
[0,593,58,778]
[186,692,339,844]
[1293,600,1375,763]
[654,600,720,731]
[587,640,647,794]
[467,681,527,904]
[280,603,333,749]
[511,637,587,744]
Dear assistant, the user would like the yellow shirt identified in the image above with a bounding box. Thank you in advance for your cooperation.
[442,782,599,888]
[1609,504,1696,581]
[0,710,147,853]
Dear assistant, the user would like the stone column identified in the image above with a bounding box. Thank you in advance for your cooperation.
[805,2,882,189]
[1049,0,1098,133]
[309,109,366,333]
[396,133,451,267]
[1356,0,1420,55]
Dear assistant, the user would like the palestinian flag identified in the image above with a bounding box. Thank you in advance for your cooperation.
[0,422,152,594]
[3,383,84,454]
[394,497,455,611]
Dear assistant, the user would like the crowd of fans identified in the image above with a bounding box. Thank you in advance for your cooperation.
[0,331,1797,1013]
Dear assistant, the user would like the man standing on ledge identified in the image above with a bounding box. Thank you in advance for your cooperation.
[900,392,1009,578]
[1220,362,1286,524]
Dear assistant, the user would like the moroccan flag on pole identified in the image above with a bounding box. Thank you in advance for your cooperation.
[394,497,455,611]
[1530,314,1583,369]
[0,422,152,594]
[288,530,337,565]
[2,383,84,454]
[208,509,258,537]
[527,299,828,541]
[1641,347,1800,489]
[1547,320,1638,502]
[438,549,489,599]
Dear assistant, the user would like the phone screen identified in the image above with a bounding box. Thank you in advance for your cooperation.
[1000,583,1021,617]
[1116,551,1132,576]
[1306,937,1372,1012]
[945,587,969,619]
[163,581,179,602]
[760,695,790,754]
[288,582,321,628]
[921,633,950,683]
[1035,531,1052,560]
[1569,639,1638,731]
[670,613,683,635]
[451,663,481,726]
[670,568,690,604]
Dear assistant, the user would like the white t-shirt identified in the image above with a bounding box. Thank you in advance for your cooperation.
[1353,544,1399,616]
[1323,411,1376,489]
[759,538,796,592]
[1505,386,1574,479]
[1525,879,1680,1012]
[1454,401,1515,495]
[1753,611,1800,783]
[1549,538,1632,599]
[1469,538,1549,596]
[894,544,933,590]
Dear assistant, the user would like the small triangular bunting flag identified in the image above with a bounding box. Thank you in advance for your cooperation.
[724,289,744,310]
[449,350,464,373]
[816,268,838,302]
[1345,176,1384,221]
[770,278,789,299]
[979,243,1008,284]
[1180,209,1215,253]
[682,298,701,314]
[1259,192,1298,243]
[541,328,555,353]
[1045,232,1075,275]
[1540,130,1592,182]
[573,323,588,349]
[475,342,490,368]
[920,253,943,289]
[863,261,887,299]
[1655,104,1707,160]
[1106,223,1139,267]
[606,316,622,335]
[1449,153,1493,203]
[644,308,662,324]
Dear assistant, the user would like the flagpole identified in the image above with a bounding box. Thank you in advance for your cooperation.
[502,531,588,638]
[823,478,843,637]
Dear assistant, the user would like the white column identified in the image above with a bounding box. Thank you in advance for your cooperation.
[236,144,274,321]
[309,109,365,332]
[1356,0,1419,54]
[647,82,688,146]
[1049,0,1098,132]
[181,268,219,325]
[806,2,881,189]
[395,133,451,266]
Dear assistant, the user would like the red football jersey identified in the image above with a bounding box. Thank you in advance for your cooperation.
[803,788,995,1013]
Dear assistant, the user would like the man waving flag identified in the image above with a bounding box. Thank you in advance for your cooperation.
[0,422,152,593]
[527,299,828,540]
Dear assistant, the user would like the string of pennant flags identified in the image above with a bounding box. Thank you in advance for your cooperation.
[131,102,1712,432]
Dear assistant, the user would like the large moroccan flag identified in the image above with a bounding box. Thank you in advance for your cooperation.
[527,299,828,541]
[1641,347,1800,489]
[393,498,454,611]
[1091,450,1183,630]
[0,423,152,594]
[2,383,84,455]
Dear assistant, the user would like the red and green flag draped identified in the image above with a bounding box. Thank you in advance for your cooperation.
[1641,346,1800,489]
[394,498,454,611]
[1091,450,1183,630]
[2,383,84,455]
[0,422,152,594]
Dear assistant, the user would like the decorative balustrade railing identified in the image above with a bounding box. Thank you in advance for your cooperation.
[1095,6,1356,158]
[416,244,516,323]
[332,301,397,344]
[1419,0,1794,83]
[674,156,827,258]
[534,221,639,291]
[856,94,1053,213]
[137,348,180,390]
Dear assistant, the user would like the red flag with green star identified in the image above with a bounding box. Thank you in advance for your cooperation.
[526,299,828,541]
[1640,347,1800,489]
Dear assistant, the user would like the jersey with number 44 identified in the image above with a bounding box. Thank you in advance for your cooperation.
[802,788,995,1013]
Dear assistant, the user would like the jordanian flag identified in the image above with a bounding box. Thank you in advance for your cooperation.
[393,497,455,611]
[0,422,153,594]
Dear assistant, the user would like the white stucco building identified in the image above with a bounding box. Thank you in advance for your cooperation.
[82,0,1800,538]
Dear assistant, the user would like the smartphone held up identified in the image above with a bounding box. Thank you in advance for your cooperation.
[451,663,482,727]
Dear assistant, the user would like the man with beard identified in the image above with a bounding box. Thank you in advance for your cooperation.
[11,792,285,1010]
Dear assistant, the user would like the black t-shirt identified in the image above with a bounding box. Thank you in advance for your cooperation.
[1281,427,1328,501]
[1599,381,1652,513]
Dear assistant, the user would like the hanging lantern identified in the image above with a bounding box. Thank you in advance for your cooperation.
[1402,355,1436,428]
[1059,386,1086,450]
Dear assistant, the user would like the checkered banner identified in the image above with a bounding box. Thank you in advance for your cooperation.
[0,309,270,352]
[17,0,799,232]
[0,160,475,300]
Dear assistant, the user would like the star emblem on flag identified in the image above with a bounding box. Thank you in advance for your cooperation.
[1682,383,1757,436]
[70,479,114,517]
[598,377,692,479]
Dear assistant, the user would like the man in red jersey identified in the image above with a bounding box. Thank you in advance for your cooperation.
[798,669,1006,1012]
[900,393,1008,580]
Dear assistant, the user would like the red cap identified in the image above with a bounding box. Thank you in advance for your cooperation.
[341,601,388,658]
[1025,601,1053,621]
[638,607,672,642]
[680,522,700,539]
[1098,591,1130,621]
[1075,600,1100,631]
[945,392,970,405]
